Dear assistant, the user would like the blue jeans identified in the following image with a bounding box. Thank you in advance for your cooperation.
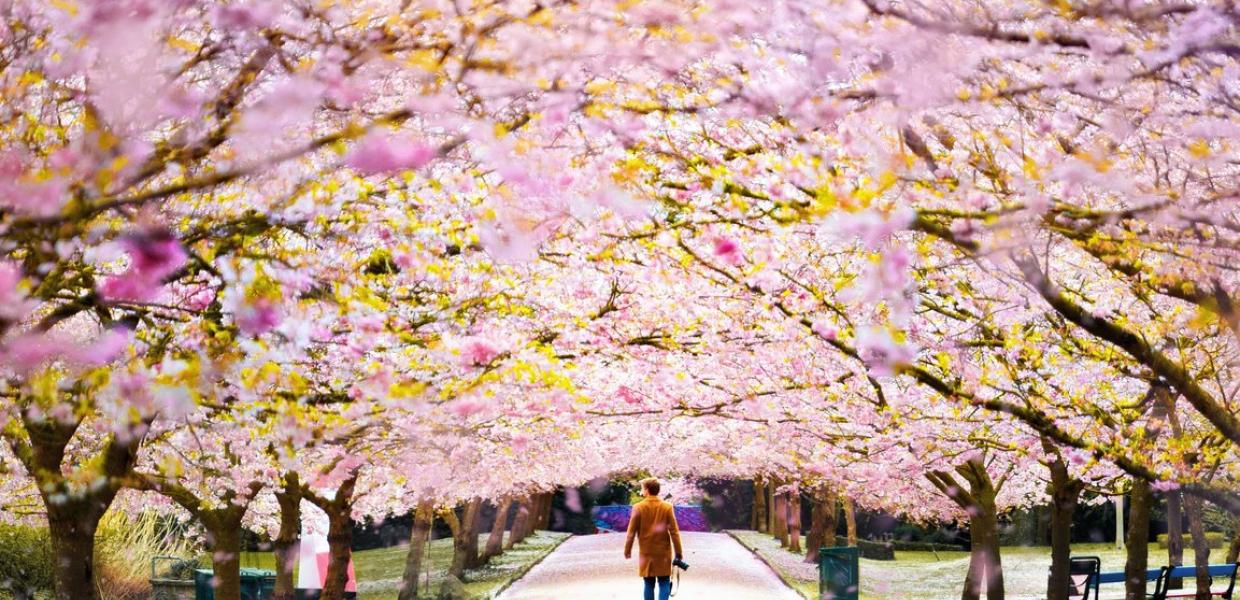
[643,575,671,600]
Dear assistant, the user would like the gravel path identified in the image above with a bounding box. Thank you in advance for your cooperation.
[497,531,804,600]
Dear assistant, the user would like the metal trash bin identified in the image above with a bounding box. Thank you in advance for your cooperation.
[193,568,276,600]
[818,546,860,600]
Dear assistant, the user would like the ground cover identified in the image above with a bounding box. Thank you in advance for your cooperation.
[727,530,1218,600]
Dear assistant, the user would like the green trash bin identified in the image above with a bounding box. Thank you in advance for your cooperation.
[818,546,859,600]
[194,568,276,600]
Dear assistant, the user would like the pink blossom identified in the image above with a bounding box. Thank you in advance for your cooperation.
[211,1,278,31]
[0,261,33,323]
[1150,480,1181,492]
[346,133,437,175]
[856,326,918,376]
[459,337,502,366]
[477,220,542,264]
[711,236,743,266]
[70,329,131,365]
[235,298,282,336]
[616,385,643,405]
[98,229,187,302]
[449,397,487,418]
[811,319,838,341]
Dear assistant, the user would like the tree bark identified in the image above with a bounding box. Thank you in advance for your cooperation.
[788,491,803,553]
[13,415,144,600]
[753,478,768,532]
[539,491,554,530]
[446,508,467,578]
[843,496,858,546]
[304,474,359,600]
[767,476,778,535]
[1185,495,1211,600]
[926,458,1004,600]
[484,497,513,560]
[1046,451,1084,600]
[136,476,257,600]
[45,501,105,600]
[1167,490,1185,590]
[272,473,301,600]
[205,524,244,600]
[462,498,485,569]
[398,500,434,600]
[446,500,485,577]
[1124,480,1153,600]
[773,490,789,547]
[507,497,531,549]
[805,487,838,564]
[322,503,355,600]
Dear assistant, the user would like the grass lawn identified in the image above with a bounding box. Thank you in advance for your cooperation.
[728,530,1219,600]
[219,531,570,600]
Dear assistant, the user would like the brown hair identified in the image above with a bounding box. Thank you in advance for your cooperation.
[641,477,661,496]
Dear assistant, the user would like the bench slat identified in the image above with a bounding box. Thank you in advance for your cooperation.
[1097,569,1159,584]
[1095,564,1237,586]
[1166,565,1237,578]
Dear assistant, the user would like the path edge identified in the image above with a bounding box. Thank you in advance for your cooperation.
[725,530,815,600]
[487,531,573,599]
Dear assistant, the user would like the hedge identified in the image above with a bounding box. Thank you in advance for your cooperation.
[0,523,54,599]
[1156,532,1227,550]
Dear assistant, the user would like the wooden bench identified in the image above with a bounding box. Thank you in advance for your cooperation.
[1088,563,1239,599]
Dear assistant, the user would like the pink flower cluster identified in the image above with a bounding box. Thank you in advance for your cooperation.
[346,132,437,175]
[98,229,188,303]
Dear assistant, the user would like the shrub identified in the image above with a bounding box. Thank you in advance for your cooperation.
[95,511,201,600]
[889,540,967,553]
[1156,532,1226,550]
[856,539,896,561]
[0,522,54,599]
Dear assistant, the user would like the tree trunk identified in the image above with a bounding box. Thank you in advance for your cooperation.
[45,501,106,600]
[303,474,358,600]
[398,500,434,600]
[462,498,485,569]
[773,490,789,547]
[926,459,1004,600]
[808,488,838,562]
[16,415,143,600]
[753,478,768,532]
[484,498,513,560]
[539,491,554,529]
[205,519,244,600]
[962,483,1003,600]
[1167,490,1185,590]
[788,491,803,554]
[507,497,531,549]
[767,476,778,535]
[1124,481,1153,600]
[805,488,838,564]
[445,503,477,578]
[1047,455,1084,600]
[272,474,301,600]
[321,504,355,600]
[1185,495,1211,600]
[961,498,1003,600]
[843,496,858,546]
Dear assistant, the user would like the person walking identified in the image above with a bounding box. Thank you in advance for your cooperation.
[624,477,685,600]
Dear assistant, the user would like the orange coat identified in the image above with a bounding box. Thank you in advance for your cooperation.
[624,496,684,577]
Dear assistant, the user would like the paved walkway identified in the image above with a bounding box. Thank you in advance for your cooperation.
[498,531,803,600]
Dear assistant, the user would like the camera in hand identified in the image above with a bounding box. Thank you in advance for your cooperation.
[672,557,689,571]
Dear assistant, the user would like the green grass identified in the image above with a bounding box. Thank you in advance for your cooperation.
[223,531,570,600]
[728,530,1227,600]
